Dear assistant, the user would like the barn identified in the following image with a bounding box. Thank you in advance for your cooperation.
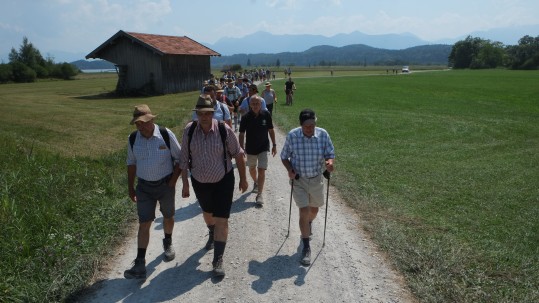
[86,30,220,95]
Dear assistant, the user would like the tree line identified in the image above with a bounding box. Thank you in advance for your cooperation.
[449,35,539,69]
[0,37,79,83]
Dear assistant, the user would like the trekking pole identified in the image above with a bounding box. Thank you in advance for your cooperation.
[286,173,300,237]
[322,170,331,247]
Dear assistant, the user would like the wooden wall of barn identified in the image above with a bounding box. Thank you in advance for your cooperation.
[161,55,210,94]
[94,37,163,94]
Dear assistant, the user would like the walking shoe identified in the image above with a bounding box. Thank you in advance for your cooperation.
[255,194,264,207]
[124,258,146,279]
[163,238,175,261]
[205,228,215,250]
[212,257,225,277]
[252,182,258,193]
[300,247,311,266]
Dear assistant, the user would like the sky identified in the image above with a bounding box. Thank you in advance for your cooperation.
[1,0,538,62]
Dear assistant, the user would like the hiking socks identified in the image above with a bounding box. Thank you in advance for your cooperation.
[136,248,147,260]
[213,240,226,264]
[302,237,310,250]
[164,233,172,240]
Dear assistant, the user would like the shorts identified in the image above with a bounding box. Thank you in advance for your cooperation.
[191,170,235,218]
[246,152,268,170]
[292,174,325,209]
[136,177,176,223]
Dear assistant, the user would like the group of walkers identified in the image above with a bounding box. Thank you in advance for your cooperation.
[124,78,335,279]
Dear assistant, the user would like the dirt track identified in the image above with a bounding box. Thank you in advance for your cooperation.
[81,124,415,303]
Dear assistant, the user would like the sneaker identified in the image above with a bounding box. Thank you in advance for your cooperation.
[300,247,311,266]
[124,258,146,279]
[252,182,258,193]
[212,257,225,277]
[255,194,264,207]
[205,229,214,250]
[163,238,175,261]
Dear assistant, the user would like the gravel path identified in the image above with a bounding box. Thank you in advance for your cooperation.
[81,124,415,303]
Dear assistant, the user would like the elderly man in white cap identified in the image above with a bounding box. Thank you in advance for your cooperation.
[180,95,248,277]
[124,104,182,279]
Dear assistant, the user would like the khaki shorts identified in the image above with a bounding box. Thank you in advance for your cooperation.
[291,174,325,208]
[246,152,268,169]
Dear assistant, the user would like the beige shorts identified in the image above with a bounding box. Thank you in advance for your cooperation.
[247,152,268,169]
[291,174,325,208]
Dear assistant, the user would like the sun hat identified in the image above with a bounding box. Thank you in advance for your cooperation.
[193,94,215,112]
[265,82,271,86]
[130,104,157,125]
[299,108,317,125]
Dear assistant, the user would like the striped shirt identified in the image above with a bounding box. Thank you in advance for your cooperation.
[126,124,181,181]
[280,127,335,178]
[179,119,244,183]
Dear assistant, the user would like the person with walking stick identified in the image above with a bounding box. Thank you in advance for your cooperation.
[280,109,335,266]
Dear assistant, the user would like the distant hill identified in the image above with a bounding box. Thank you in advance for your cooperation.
[204,30,430,56]
[71,59,115,70]
[211,44,452,67]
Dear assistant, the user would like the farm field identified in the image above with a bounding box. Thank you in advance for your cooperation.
[1,68,538,302]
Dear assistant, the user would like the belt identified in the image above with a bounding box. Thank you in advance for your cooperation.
[139,174,172,186]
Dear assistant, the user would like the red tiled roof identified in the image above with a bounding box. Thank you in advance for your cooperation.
[86,30,220,59]
[126,32,220,56]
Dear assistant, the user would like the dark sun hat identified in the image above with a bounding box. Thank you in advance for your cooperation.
[193,94,215,112]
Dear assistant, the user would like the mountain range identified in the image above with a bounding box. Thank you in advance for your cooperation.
[59,24,539,68]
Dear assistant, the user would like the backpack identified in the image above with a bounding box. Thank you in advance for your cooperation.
[187,121,228,171]
[129,126,170,150]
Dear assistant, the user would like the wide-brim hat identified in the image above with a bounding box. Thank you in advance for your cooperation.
[265,82,271,86]
[193,94,215,112]
[130,104,157,125]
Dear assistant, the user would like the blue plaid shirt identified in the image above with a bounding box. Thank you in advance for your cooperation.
[280,127,335,178]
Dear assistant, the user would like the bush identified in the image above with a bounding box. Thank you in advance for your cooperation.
[11,61,36,82]
[0,64,12,83]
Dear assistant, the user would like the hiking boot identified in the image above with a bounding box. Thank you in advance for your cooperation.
[163,238,175,261]
[124,258,146,279]
[212,257,225,277]
[252,182,258,193]
[255,194,264,207]
[205,228,215,250]
[300,247,311,266]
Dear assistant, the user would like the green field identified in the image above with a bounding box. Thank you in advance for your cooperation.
[1,69,538,302]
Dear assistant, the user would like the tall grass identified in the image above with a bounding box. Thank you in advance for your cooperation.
[0,74,195,302]
[271,69,539,302]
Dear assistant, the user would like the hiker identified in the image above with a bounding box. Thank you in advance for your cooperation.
[124,104,182,279]
[180,95,248,277]
[238,95,277,206]
[261,81,277,115]
[192,85,232,128]
[284,77,296,105]
[280,108,335,266]
[239,84,267,116]
[223,78,242,131]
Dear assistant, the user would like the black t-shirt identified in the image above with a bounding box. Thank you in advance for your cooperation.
[239,110,274,155]
[285,80,294,90]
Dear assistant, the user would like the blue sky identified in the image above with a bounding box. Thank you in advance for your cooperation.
[1,0,538,62]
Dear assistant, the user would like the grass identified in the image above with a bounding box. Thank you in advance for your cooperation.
[1,69,538,302]
[271,69,539,302]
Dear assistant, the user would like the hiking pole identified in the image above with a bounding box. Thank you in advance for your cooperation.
[286,173,300,237]
[322,170,331,247]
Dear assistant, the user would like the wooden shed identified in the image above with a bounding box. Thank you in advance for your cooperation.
[86,30,220,95]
